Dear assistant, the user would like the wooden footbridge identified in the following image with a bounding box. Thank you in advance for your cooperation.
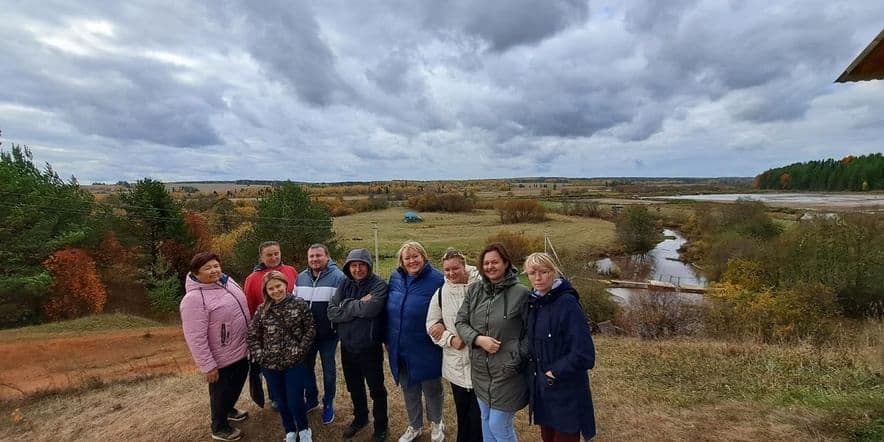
[606,279,708,294]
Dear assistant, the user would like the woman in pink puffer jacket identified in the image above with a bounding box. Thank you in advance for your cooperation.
[180,252,251,441]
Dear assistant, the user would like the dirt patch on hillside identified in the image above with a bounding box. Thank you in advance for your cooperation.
[0,330,859,441]
[0,327,192,402]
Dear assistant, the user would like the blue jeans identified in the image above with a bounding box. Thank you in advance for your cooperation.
[304,336,338,406]
[263,365,310,434]
[477,397,517,442]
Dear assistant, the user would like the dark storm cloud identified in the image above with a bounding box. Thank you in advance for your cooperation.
[366,48,421,95]
[1,0,883,181]
[234,0,352,106]
[413,0,590,52]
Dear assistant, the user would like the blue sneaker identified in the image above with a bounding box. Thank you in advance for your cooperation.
[322,403,335,424]
[305,398,320,413]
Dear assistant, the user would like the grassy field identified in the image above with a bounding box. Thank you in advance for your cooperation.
[2,330,881,441]
[333,208,616,277]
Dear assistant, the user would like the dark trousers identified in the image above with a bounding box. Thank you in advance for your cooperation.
[208,358,249,433]
[541,425,581,442]
[451,382,483,442]
[263,365,310,433]
[341,344,388,432]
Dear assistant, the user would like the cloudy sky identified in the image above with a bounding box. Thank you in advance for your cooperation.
[1,1,882,183]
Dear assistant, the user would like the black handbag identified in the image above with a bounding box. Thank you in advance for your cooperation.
[248,359,265,408]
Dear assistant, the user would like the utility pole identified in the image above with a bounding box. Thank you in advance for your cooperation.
[372,222,380,267]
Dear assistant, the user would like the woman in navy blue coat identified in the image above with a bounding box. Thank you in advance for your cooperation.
[523,252,596,441]
[387,240,446,442]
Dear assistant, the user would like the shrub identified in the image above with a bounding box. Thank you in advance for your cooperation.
[775,214,884,318]
[570,277,621,325]
[560,200,604,218]
[497,199,546,223]
[486,230,543,264]
[43,249,108,321]
[702,232,764,281]
[615,205,659,253]
[408,192,473,212]
[331,206,356,217]
[705,281,841,344]
[616,290,704,338]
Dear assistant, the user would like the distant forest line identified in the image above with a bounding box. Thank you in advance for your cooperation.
[755,153,884,191]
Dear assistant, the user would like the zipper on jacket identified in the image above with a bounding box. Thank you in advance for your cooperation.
[221,323,227,346]
[484,293,493,405]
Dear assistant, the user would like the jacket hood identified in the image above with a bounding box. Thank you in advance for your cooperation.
[446,264,480,286]
[309,260,341,279]
[186,272,230,291]
[532,277,579,305]
[466,265,480,285]
[343,248,373,279]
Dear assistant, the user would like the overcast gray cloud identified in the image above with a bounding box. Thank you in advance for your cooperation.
[0,0,882,182]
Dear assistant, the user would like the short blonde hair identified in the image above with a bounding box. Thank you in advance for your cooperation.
[397,240,429,268]
[523,252,563,277]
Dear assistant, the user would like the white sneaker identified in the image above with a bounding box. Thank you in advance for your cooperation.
[398,426,422,442]
[431,421,445,442]
[284,432,296,442]
[298,428,313,442]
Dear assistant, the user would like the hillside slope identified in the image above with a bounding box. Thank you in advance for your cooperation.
[3,322,879,441]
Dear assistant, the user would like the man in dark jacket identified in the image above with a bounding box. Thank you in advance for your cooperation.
[327,249,389,441]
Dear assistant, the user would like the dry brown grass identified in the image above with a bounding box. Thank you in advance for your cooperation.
[3,333,878,441]
[0,355,539,442]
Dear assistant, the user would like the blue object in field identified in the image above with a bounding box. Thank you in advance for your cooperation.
[403,211,423,223]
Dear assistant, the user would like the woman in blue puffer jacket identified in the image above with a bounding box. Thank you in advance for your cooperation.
[386,240,446,442]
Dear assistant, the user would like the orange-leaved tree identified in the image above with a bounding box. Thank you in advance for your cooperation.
[43,248,108,320]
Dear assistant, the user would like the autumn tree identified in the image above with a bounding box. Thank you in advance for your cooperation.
[42,248,108,320]
[779,172,792,189]
[0,144,95,326]
[185,212,213,253]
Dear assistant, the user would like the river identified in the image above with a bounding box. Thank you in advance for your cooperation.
[597,229,706,304]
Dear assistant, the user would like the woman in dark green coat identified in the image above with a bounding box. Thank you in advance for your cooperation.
[455,243,530,442]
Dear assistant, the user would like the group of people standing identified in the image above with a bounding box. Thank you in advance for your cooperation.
[180,239,596,442]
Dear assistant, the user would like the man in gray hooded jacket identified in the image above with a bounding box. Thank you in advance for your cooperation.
[327,249,389,441]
